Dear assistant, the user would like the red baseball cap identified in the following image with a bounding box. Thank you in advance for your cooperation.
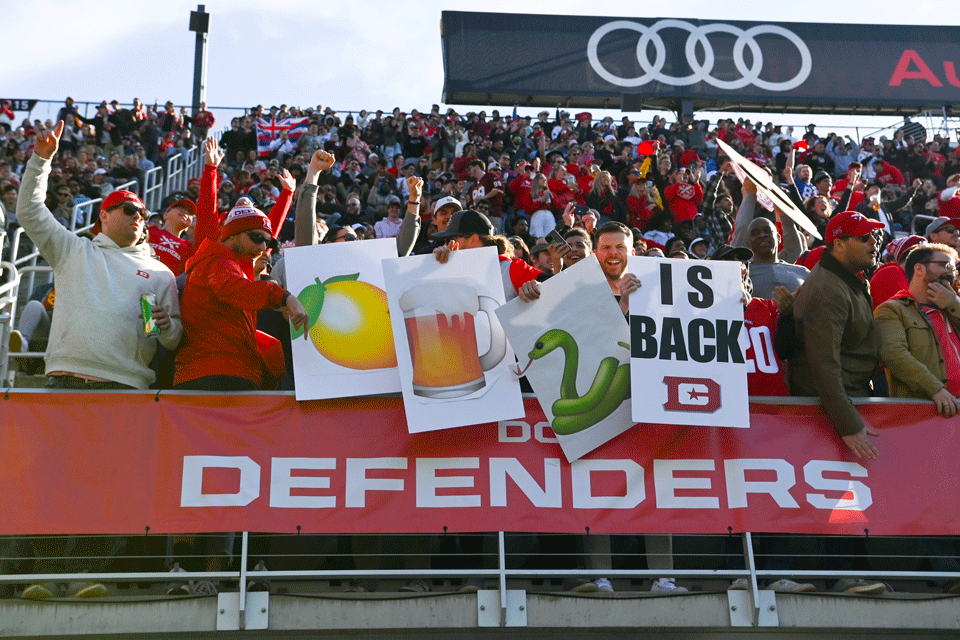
[100,189,146,214]
[164,198,197,217]
[825,211,885,244]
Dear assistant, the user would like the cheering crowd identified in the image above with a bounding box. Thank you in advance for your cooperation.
[4,97,960,598]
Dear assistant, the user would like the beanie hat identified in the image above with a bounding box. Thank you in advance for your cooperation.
[886,235,925,263]
[220,204,272,241]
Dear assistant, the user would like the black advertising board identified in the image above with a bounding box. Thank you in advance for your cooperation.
[441,11,960,115]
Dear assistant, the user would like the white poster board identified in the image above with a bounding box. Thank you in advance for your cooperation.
[496,257,634,461]
[628,257,749,427]
[285,239,400,401]
[716,137,822,240]
[382,246,524,433]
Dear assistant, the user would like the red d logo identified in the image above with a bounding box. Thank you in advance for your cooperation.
[663,376,721,413]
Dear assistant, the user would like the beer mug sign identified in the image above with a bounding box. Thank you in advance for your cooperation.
[399,281,507,400]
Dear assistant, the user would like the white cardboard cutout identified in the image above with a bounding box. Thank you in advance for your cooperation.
[496,257,634,462]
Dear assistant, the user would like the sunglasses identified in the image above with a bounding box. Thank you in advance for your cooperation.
[336,232,358,241]
[110,202,147,219]
[940,227,959,235]
[923,260,958,273]
[850,231,881,243]
[245,230,270,245]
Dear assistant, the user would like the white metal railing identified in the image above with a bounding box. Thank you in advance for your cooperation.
[143,165,164,211]
[1,527,958,630]
[0,260,20,384]
[0,264,52,382]
[163,146,202,197]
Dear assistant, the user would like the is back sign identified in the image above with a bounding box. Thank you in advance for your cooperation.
[628,258,749,428]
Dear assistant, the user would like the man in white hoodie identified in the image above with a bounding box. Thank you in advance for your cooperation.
[17,121,182,390]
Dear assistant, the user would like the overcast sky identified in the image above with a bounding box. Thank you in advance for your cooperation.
[2,0,954,138]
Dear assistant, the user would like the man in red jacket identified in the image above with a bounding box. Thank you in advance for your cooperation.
[664,166,703,222]
[174,204,308,390]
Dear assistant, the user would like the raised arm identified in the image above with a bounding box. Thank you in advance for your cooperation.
[396,176,423,257]
[194,137,224,247]
[16,121,81,265]
[730,178,757,248]
[268,169,296,239]
[295,150,336,246]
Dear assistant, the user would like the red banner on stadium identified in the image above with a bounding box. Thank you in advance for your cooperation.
[1,393,955,536]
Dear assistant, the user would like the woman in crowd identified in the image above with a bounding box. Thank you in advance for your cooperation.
[586,169,625,223]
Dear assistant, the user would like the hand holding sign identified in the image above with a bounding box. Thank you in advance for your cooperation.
[629,257,750,428]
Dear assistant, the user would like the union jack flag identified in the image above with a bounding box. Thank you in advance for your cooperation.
[256,117,309,157]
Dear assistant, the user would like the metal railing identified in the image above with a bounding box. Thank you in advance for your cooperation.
[0,261,17,384]
[2,530,959,620]
[143,165,165,211]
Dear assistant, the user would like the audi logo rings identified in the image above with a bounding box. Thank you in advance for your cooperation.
[587,19,812,91]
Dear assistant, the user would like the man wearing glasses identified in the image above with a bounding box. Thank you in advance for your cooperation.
[925,217,960,252]
[174,202,309,391]
[791,211,886,460]
[875,244,960,417]
[16,121,182,391]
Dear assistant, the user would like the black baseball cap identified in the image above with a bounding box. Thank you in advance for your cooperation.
[433,209,495,239]
[709,244,754,262]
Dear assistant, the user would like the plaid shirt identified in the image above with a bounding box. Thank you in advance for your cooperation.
[700,173,733,246]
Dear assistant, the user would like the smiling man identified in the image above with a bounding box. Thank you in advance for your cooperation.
[594,221,641,316]
[17,122,185,601]
[743,217,810,299]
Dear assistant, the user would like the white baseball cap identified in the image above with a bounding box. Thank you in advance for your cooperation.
[433,196,463,216]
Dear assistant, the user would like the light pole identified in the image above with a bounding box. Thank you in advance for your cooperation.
[189,4,210,112]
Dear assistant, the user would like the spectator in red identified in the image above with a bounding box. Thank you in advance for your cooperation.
[508,159,535,205]
[626,179,660,229]
[938,173,960,218]
[465,158,504,221]
[664,166,703,222]
[516,172,553,216]
[547,164,581,212]
[870,235,926,308]
[174,202,309,391]
[148,198,196,275]
[432,209,542,303]
[831,163,865,210]
[192,102,215,141]
[872,159,905,186]
[709,244,790,396]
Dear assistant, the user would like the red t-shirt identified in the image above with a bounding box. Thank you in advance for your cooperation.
[664,182,703,222]
[743,298,789,396]
[467,172,504,216]
[938,189,960,219]
[148,226,195,276]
